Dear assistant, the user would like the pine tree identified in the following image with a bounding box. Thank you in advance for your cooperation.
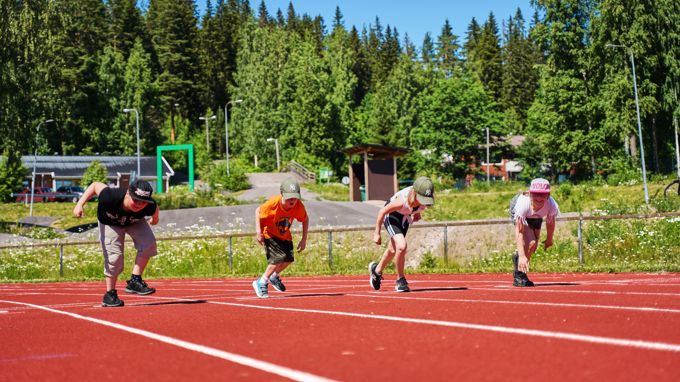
[421,32,435,64]
[501,8,539,129]
[435,19,460,74]
[107,0,149,59]
[146,0,202,131]
[476,13,502,102]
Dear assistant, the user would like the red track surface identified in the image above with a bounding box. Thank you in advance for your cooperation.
[2,273,680,381]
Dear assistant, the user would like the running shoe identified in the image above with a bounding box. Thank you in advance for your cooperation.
[252,279,269,298]
[395,277,410,292]
[269,274,286,292]
[513,271,534,287]
[124,278,156,295]
[102,289,124,307]
[368,261,382,290]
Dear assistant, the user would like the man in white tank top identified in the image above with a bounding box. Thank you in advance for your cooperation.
[509,178,560,287]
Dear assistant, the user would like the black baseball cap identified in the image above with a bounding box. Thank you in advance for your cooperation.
[128,180,154,202]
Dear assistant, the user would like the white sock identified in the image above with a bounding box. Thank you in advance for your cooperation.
[260,275,269,284]
[271,272,278,279]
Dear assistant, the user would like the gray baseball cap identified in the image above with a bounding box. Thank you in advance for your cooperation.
[280,178,301,200]
[413,176,435,205]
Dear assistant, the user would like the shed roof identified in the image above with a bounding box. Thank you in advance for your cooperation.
[18,155,174,178]
[341,144,410,158]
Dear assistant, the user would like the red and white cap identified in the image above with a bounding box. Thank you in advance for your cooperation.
[529,178,551,194]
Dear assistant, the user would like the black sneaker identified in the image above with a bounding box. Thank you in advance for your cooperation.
[270,274,286,292]
[125,277,156,295]
[368,262,382,290]
[102,289,124,307]
[513,271,535,287]
[395,277,410,292]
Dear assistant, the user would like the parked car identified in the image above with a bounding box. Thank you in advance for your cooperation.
[15,187,57,203]
[56,186,86,203]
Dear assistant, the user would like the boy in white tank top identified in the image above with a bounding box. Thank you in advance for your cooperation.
[368,176,435,292]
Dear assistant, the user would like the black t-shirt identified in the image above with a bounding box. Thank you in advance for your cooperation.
[97,187,156,227]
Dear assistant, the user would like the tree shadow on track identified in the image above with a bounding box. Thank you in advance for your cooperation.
[410,287,468,292]
[281,293,345,299]
[130,299,207,307]
[533,283,580,287]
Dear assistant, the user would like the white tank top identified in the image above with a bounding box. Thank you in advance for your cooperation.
[390,187,427,223]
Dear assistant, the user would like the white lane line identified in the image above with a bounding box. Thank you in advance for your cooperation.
[0,300,336,382]
[343,293,680,314]
[478,287,680,297]
[196,299,680,353]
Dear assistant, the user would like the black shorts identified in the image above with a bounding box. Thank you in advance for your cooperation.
[264,237,295,265]
[525,217,543,230]
[383,211,409,237]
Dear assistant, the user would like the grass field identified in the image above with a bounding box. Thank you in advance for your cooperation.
[1,179,679,281]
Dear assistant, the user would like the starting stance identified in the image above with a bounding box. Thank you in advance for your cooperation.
[509,178,560,287]
[252,178,308,298]
[369,176,435,292]
[73,180,159,307]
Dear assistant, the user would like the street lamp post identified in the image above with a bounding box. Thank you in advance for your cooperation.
[170,102,179,144]
[199,114,216,154]
[30,119,55,217]
[225,99,243,176]
[267,137,280,171]
[485,127,490,185]
[123,108,141,177]
[606,44,649,205]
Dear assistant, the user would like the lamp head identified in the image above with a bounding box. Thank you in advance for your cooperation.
[45,119,54,123]
[123,108,131,113]
[234,99,243,104]
[267,138,274,142]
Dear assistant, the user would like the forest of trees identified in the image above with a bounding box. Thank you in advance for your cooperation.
[1,0,679,187]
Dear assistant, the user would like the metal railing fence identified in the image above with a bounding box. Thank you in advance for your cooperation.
[1,211,679,277]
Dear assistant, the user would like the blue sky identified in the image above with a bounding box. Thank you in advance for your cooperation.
[196,0,534,45]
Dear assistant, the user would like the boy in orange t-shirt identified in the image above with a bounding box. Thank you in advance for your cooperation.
[252,178,309,298]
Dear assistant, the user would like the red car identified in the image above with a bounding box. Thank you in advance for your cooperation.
[15,187,57,203]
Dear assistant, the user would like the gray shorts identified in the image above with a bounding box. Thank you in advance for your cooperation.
[98,220,157,277]
[264,237,294,265]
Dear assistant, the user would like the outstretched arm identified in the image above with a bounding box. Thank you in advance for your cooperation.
[373,199,402,245]
[73,182,107,218]
[515,220,529,273]
[544,216,555,249]
[298,215,309,252]
[255,207,264,245]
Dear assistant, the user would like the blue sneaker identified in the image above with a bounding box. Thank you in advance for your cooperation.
[252,279,269,298]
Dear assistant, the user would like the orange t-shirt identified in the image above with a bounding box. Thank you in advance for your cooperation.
[259,194,308,241]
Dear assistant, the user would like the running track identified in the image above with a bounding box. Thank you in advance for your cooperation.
[2,273,680,381]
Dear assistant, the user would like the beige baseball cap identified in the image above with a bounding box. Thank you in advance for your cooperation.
[280,178,301,200]
[413,176,435,205]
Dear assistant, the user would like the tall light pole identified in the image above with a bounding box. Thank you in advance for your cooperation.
[30,119,54,217]
[225,99,243,176]
[199,114,216,154]
[485,127,490,185]
[123,108,141,177]
[267,137,280,171]
[170,102,179,144]
[606,44,649,205]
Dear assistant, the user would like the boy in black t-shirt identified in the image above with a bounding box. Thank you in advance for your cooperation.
[74,180,160,307]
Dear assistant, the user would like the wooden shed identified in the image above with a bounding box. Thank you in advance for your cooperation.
[342,144,410,202]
